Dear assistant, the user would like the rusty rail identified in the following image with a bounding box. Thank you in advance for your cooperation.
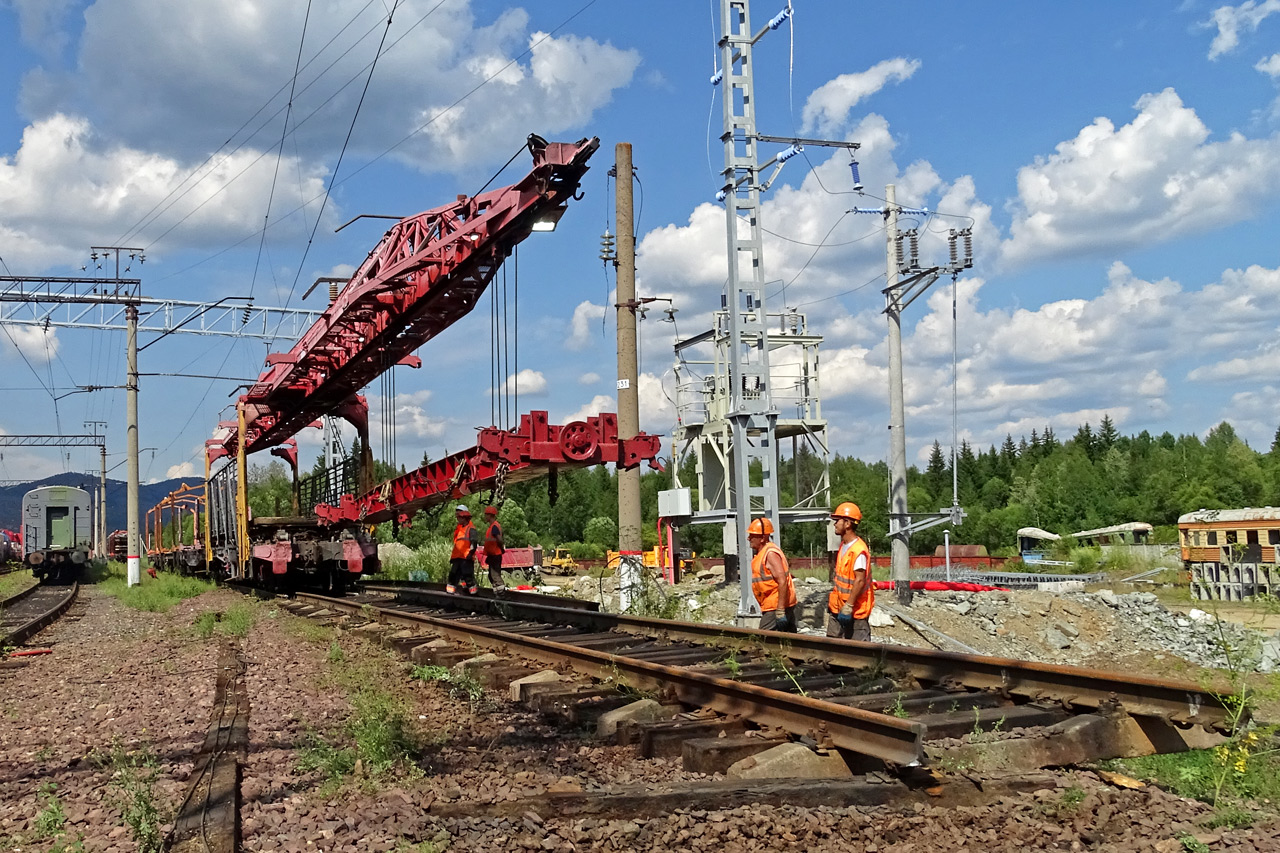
[299,591,927,766]
[362,584,1233,731]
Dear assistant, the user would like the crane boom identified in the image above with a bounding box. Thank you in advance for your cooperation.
[222,135,600,458]
[314,411,662,527]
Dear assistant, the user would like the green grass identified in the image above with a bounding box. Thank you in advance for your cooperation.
[95,562,214,612]
[0,568,36,600]
[412,664,485,712]
[299,688,420,786]
[102,741,163,853]
[1109,748,1280,826]
[192,602,257,639]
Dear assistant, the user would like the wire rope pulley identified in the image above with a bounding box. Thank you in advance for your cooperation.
[558,421,598,462]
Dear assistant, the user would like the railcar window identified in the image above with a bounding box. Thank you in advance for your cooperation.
[1208,531,1218,545]
[1227,530,1238,545]
[1248,530,1260,545]
[1271,530,1280,546]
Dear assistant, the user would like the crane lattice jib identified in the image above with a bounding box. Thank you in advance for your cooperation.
[225,135,600,458]
[314,410,662,527]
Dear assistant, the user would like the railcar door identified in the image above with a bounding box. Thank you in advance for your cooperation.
[47,506,71,549]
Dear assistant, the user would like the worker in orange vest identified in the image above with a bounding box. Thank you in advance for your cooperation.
[748,516,798,632]
[446,505,480,595]
[482,505,506,594]
[828,501,872,640]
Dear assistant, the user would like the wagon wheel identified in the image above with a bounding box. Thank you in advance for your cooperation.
[559,421,598,462]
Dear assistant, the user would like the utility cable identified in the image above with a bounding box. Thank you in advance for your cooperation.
[149,0,592,286]
[250,0,314,302]
[117,0,385,246]
[274,0,400,332]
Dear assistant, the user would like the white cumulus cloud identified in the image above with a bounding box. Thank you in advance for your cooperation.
[801,57,921,136]
[567,300,607,350]
[579,372,600,385]
[561,393,613,424]
[1206,0,1280,59]
[165,462,197,478]
[495,368,547,396]
[1000,89,1280,269]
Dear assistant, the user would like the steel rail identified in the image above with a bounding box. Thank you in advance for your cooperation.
[1,583,78,646]
[297,592,926,766]
[365,584,1232,730]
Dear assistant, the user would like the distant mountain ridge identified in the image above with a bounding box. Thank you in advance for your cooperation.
[0,473,205,532]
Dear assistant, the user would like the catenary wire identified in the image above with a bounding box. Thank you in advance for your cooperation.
[273,0,401,330]
[250,0,314,302]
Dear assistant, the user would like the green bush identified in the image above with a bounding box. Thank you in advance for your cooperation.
[1067,547,1099,574]
[562,541,604,561]
[377,542,450,582]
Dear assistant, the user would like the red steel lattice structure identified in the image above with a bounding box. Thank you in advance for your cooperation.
[315,411,662,527]
[219,135,601,459]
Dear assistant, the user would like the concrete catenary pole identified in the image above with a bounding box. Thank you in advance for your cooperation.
[884,185,912,605]
[615,142,642,611]
[125,303,141,587]
[99,444,106,557]
[616,143,642,553]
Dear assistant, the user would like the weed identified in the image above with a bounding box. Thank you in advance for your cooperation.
[328,640,346,664]
[219,602,256,636]
[1060,785,1086,809]
[97,563,213,612]
[34,743,54,762]
[283,617,333,644]
[991,715,1006,733]
[1177,833,1211,853]
[721,653,743,679]
[763,640,807,697]
[1202,805,1254,830]
[932,754,974,774]
[104,741,163,853]
[887,693,910,719]
[193,610,218,639]
[948,699,961,714]
[298,731,356,785]
[347,689,419,776]
[32,782,67,840]
[412,664,485,715]
[394,840,444,853]
[971,707,984,739]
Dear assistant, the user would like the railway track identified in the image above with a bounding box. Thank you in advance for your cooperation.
[280,582,1232,772]
[0,582,78,647]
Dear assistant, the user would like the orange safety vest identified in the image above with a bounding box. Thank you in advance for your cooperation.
[829,536,873,619]
[751,542,797,611]
[483,521,504,557]
[451,522,476,560]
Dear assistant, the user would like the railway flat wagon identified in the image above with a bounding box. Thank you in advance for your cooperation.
[22,485,93,584]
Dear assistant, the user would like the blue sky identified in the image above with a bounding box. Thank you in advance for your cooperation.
[1,0,1279,486]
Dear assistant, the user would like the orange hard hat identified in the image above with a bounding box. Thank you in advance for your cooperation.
[747,517,774,536]
[831,502,862,522]
[484,506,498,515]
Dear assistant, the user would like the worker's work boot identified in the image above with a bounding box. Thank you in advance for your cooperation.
[468,585,479,595]
[445,583,456,594]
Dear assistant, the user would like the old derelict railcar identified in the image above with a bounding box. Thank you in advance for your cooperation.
[1179,507,1280,600]
[22,485,93,584]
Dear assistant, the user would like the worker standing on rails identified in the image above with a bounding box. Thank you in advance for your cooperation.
[446,505,481,595]
[828,502,872,640]
[482,505,506,594]
[748,517,798,632]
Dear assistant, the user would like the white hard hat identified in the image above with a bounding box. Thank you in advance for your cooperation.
[454,504,471,514]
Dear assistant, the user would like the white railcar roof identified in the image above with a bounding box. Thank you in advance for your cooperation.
[1178,507,1280,525]
[1072,522,1153,538]
[1016,527,1060,541]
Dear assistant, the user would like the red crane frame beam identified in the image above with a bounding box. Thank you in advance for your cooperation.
[314,411,662,527]
[226,135,600,457]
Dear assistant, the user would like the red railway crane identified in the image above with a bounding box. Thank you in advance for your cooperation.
[203,134,663,585]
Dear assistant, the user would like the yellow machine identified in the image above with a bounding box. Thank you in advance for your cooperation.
[543,547,580,573]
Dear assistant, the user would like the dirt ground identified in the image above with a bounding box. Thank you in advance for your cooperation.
[3,585,1280,851]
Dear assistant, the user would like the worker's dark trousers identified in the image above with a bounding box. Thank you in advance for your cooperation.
[447,557,476,591]
[826,612,871,641]
[486,554,505,592]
